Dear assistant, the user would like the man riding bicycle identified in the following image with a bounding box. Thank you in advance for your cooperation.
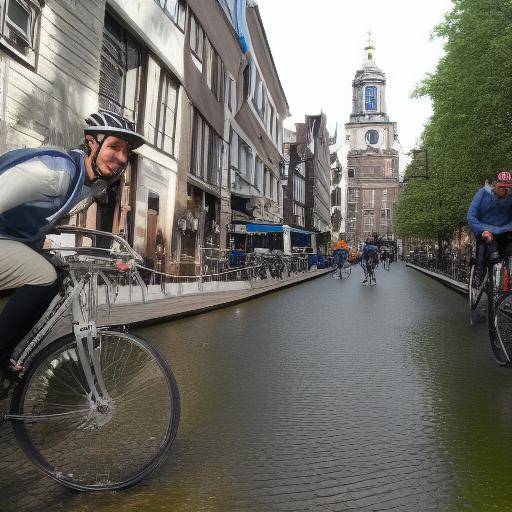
[361,237,379,284]
[0,110,146,378]
[332,238,350,269]
[467,170,512,283]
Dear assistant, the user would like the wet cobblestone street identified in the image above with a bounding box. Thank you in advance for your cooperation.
[3,263,512,511]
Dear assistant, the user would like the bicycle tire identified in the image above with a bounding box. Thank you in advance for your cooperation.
[10,330,180,491]
[487,266,512,366]
[341,264,352,279]
[468,265,487,326]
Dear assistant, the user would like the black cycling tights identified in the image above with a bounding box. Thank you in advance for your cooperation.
[0,282,60,360]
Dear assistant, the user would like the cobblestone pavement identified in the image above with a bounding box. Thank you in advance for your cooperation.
[3,263,512,511]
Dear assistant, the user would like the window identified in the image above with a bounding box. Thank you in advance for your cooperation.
[254,157,263,190]
[190,14,204,61]
[363,189,374,208]
[242,64,251,99]
[363,209,374,232]
[293,204,305,226]
[348,168,355,178]
[347,188,359,203]
[382,189,388,206]
[154,73,179,155]
[230,128,255,190]
[157,0,186,30]
[380,208,391,220]
[0,0,43,65]
[191,109,222,188]
[251,65,267,122]
[210,45,225,102]
[331,187,342,207]
[294,175,305,204]
[99,13,146,125]
[226,75,236,112]
[365,86,377,111]
[365,129,379,145]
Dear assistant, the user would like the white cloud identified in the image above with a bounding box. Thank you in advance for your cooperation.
[255,0,452,169]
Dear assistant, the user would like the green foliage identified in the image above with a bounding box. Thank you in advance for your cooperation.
[396,0,512,238]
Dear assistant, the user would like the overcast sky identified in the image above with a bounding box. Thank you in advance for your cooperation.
[255,0,453,169]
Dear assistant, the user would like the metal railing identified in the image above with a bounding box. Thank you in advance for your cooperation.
[47,227,320,305]
[405,255,470,284]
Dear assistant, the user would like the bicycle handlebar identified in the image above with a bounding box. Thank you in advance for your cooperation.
[47,226,144,263]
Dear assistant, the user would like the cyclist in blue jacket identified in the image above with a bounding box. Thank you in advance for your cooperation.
[361,238,380,284]
[0,110,146,371]
[467,171,512,280]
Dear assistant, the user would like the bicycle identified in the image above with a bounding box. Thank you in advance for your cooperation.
[1,226,180,491]
[382,253,391,271]
[362,256,377,286]
[470,236,512,366]
[332,260,352,280]
[468,258,487,326]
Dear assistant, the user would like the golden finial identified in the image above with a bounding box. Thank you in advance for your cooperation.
[365,30,375,60]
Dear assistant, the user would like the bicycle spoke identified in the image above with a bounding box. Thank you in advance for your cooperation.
[7,409,90,422]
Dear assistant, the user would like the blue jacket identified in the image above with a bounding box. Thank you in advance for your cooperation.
[363,244,379,257]
[467,185,512,236]
[0,147,95,245]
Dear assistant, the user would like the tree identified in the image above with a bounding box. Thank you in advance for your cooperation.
[396,0,512,239]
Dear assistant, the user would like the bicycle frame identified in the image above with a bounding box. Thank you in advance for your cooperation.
[4,226,147,418]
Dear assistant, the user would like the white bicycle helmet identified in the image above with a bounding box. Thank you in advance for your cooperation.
[84,110,146,149]
[84,110,146,178]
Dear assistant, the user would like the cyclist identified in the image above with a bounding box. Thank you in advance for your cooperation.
[0,110,146,378]
[381,245,392,269]
[467,171,512,283]
[332,238,350,270]
[361,237,380,284]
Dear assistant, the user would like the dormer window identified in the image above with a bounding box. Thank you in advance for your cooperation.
[0,0,44,67]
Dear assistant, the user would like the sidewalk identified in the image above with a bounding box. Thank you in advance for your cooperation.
[46,268,333,341]
[405,262,468,296]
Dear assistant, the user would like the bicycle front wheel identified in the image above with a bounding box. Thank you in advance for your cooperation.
[487,266,512,366]
[468,265,487,326]
[10,330,180,491]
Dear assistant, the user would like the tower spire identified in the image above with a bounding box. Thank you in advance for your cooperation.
[364,30,376,67]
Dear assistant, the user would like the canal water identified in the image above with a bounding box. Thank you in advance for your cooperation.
[3,263,512,511]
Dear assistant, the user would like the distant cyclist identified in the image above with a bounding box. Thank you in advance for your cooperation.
[332,238,350,270]
[361,237,380,284]
[381,246,392,270]
[0,110,146,374]
[467,170,512,283]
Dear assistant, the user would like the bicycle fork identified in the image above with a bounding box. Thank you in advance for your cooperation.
[72,275,113,424]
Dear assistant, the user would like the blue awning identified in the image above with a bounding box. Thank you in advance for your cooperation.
[288,227,313,235]
[246,223,283,233]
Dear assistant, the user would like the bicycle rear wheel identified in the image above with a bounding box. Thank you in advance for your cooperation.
[488,265,512,366]
[10,330,180,490]
[468,264,487,326]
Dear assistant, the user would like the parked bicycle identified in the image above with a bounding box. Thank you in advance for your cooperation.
[468,236,512,366]
[2,226,180,491]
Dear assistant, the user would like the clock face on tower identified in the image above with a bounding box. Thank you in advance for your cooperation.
[365,130,379,145]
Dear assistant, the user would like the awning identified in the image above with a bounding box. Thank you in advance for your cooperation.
[246,223,283,233]
[288,227,312,235]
